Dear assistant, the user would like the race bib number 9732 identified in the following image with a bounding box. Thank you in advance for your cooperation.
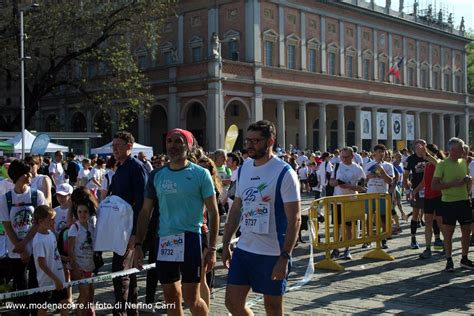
[157,233,185,262]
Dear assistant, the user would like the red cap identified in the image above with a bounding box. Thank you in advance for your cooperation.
[166,128,194,150]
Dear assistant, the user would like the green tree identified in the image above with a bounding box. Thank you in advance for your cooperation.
[467,30,474,95]
[0,0,177,131]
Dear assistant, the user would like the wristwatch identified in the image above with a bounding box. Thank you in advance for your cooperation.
[280,251,291,260]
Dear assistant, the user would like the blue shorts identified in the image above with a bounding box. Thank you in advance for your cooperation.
[227,248,291,296]
[365,199,387,216]
[156,231,202,284]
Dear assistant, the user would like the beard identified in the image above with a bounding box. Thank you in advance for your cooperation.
[248,147,267,160]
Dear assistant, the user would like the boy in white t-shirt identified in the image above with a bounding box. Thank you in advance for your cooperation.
[364,144,394,249]
[53,184,73,236]
[33,205,68,316]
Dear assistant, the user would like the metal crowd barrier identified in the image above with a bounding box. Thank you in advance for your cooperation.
[309,193,394,271]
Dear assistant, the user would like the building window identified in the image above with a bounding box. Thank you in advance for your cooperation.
[192,47,202,63]
[379,62,386,82]
[288,45,296,69]
[164,51,172,65]
[455,75,462,93]
[363,59,370,80]
[433,71,439,90]
[408,68,414,86]
[228,40,238,60]
[309,49,317,72]
[329,52,336,75]
[421,69,428,88]
[346,55,353,78]
[265,41,273,66]
[444,73,450,91]
[231,103,239,116]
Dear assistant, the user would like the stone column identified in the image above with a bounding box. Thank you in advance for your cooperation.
[387,109,393,149]
[388,33,393,83]
[440,47,445,90]
[449,115,456,138]
[321,17,327,73]
[251,86,263,122]
[278,5,285,67]
[373,29,378,80]
[355,106,362,150]
[168,86,179,130]
[416,40,421,87]
[207,6,218,56]
[438,113,445,150]
[402,37,407,84]
[277,100,285,149]
[337,104,345,148]
[460,107,469,143]
[178,15,184,64]
[428,43,433,89]
[245,0,261,63]
[339,21,345,76]
[415,111,421,140]
[298,101,307,150]
[319,103,327,152]
[357,26,362,78]
[451,48,456,92]
[427,112,433,143]
[371,107,378,148]
[401,111,407,143]
[300,12,306,70]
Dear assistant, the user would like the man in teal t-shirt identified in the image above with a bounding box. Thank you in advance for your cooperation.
[133,128,219,315]
[432,137,473,271]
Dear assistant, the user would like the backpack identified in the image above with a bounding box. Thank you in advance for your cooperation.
[308,172,319,187]
[57,223,75,257]
[5,189,38,214]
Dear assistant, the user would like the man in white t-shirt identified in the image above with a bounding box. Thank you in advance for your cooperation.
[296,152,309,166]
[222,120,301,315]
[352,146,364,167]
[318,153,333,197]
[49,151,66,188]
[329,147,366,260]
[364,144,394,249]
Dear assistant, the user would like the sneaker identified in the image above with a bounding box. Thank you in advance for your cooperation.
[411,239,420,249]
[362,243,372,249]
[331,249,340,259]
[419,248,432,259]
[434,239,444,250]
[445,259,454,272]
[381,240,389,249]
[342,249,352,260]
[460,258,474,270]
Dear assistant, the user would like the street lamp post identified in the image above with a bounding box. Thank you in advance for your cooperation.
[19,3,39,159]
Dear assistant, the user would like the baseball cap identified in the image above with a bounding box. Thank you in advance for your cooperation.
[56,183,73,196]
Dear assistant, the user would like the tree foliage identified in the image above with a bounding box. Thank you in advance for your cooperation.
[467,30,474,95]
[0,0,177,131]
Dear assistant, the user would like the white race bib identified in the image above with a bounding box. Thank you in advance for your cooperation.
[240,201,270,234]
[157,233,185,262]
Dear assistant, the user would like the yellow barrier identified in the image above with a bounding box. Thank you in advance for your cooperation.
[309,193,394,271]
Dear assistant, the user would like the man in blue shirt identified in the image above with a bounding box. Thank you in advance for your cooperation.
[108,131,147,315]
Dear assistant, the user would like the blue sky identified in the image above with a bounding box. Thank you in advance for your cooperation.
[374,0,474,32]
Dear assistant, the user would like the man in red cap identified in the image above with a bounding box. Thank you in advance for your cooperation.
[134,128,219,315]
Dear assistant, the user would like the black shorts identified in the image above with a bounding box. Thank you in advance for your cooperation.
[331,204,353,226]
[156,231,202,284]
[36,288,68,305]
[442,200,472,226]
[424,196,442,216]
[410,192,424,209]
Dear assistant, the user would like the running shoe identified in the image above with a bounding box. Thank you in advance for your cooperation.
[411,239,420,249]
[381,240,389,249]
[419,248,432,259]
[433,239,444,250]
[330,249,340,259]
[361,243,372,249]
[445,259,454,272]
[342,249,352,260]
[460,258,474,270]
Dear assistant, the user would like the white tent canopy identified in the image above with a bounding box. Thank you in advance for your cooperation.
[91,141,153,158]
[5,130,68,154]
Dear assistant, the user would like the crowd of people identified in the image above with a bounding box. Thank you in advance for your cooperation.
[0,121,473,315]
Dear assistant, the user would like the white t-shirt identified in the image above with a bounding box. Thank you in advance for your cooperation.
[86,167,104,190]
[0,179,14,196]
[49,161,65,187]
[297,166,309,180]
[353,153,364,166]
[331,162,366,196]
[33,231,65,287]
[53,205,69,235]
[469,161,474,196]
[364,161,394,194]
[30,175,49,199]
[227,167,238,210]
[330,156,340,165]
[0,188,47,258]
[68,219,96,272]
[296,155,309,166]
[235,156,300,256]
[100,170,115,192]
[77,169,90,186]
[362,156,371,166]
[318,161,333,187]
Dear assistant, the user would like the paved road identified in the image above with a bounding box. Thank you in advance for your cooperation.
[2,194,474,315]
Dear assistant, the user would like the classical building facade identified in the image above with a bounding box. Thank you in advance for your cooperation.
[2,0,473,153]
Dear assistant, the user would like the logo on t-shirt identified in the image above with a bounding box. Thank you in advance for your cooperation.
[161,180,177,194]
[12,209,32,230]
[414,162,426,174]
[242,183,271,202]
